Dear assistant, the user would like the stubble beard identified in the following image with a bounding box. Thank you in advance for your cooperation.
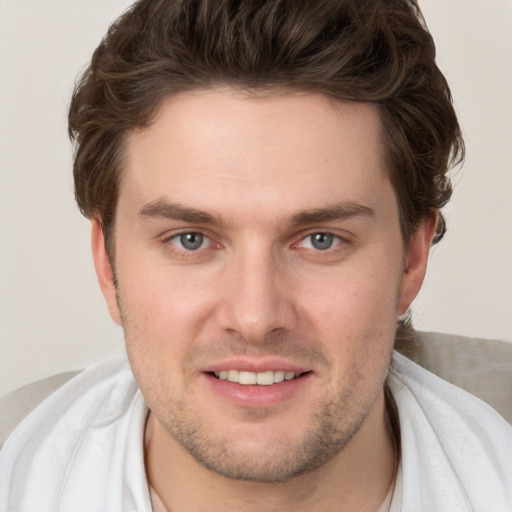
[160,385,372,483]
[118,287,396,483]
[125,328,393,484]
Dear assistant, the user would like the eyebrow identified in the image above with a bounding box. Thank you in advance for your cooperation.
[138,198,375,227]
[138,199,223,225]
[288,202,375,226]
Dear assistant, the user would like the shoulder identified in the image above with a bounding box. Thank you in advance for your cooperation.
[0,357,149,511]
[0,357,136,452]
[0,370,82,451]
[395,330,512,422]
[389,348,512,511]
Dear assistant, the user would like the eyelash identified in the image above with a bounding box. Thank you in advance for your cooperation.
[162,230,348,256]
[163,230,218,255]
[295,232,344,251]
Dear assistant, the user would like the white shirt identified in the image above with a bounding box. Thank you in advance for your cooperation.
[0,352,510,511]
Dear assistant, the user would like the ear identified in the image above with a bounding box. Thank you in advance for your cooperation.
[397,214,438,317]
[91,219,122,325]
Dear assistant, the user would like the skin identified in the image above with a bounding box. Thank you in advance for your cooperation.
[92,89,436,511]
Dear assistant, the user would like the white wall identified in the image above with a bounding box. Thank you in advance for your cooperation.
[410,1,512,339]
[1,0,511,397]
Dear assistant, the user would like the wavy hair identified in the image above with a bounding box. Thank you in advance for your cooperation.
[69,0,464,256]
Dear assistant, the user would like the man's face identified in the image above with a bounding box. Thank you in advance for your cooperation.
[94,89,430,482]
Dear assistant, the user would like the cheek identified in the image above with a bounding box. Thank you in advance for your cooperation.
[118,247,202,313]
[305,260,402,330]
[116,259,221,360]
[299,254,401,373]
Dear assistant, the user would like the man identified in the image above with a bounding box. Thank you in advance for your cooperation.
[0,0,510,511]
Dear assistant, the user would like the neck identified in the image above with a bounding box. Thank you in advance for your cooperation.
[145,388,397,512]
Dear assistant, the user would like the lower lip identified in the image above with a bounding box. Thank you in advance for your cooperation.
[202,372,312,409]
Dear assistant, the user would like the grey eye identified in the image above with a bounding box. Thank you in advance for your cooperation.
[310,233,334,250]
[179,232,205,250]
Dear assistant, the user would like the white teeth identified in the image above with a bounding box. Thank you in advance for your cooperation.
[227,370,239,383]
[238,371,257,385]
[273,370,285,383]
[256,371,274,386]
[216,370,298,385]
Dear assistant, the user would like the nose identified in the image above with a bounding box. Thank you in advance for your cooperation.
[216,247,297,343]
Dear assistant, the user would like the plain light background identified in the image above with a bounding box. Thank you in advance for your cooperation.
[1,0,511,397]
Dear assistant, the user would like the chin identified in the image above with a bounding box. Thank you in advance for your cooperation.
[165,398,368,483]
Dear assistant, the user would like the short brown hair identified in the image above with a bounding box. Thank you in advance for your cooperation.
[69,0,464,253]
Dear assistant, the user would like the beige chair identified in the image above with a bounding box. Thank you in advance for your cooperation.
[1,331,511,450]
[394,331,512,423]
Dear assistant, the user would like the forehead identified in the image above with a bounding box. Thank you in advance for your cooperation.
[121,89,391,223]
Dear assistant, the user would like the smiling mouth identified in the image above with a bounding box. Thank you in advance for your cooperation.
[210,370,309,385]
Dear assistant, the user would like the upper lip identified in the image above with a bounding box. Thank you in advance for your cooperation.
[203,357,311,374]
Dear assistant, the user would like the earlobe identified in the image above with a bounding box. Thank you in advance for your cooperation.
[397,214,438,317]
[91,219,122,325]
